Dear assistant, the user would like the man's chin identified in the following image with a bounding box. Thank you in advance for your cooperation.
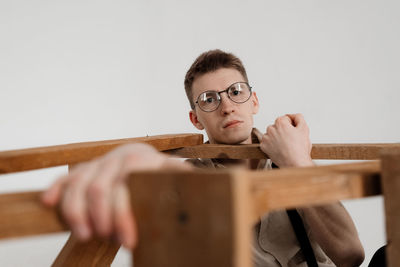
[215,133,251,145]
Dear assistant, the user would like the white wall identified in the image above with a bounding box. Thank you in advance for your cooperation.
[1,0,399,265]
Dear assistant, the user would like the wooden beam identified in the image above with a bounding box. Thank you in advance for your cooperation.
[51,235,120,267]
[128,170,252,267]
[0,133,203,174]
[311,143,400,160]
[249,161,381,221]
[166,143,265,159]
[0,191,67,239]
[381,150,400,267]
[166,143,400,160]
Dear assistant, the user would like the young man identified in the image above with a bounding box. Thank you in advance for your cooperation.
[42,50,364,266]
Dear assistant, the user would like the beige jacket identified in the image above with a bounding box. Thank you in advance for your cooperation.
[186,129,335,267]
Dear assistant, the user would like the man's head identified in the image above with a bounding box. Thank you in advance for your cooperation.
[184,50,259,145]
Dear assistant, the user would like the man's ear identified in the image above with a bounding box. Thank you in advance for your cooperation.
[251,91,259,114]
[189,110,205,130]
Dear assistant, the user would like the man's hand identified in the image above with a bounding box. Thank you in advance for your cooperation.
[259,114,365,265]
[259,113,313,168]
[41,143,192,249]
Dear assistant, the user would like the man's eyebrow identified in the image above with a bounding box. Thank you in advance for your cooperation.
[200,81,247,94]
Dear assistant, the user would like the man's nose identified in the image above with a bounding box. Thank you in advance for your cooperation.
[219,93,235,115]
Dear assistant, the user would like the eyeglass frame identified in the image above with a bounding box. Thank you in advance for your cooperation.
[194,82,253,112]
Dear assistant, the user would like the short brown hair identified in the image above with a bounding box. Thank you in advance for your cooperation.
[184,49,249,109]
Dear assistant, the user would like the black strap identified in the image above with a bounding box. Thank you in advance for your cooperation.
[287,209,319,267]
[271,162,318,266]
[368,245,386,267]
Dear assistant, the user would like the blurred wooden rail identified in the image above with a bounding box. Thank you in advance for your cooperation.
[0,133,203,174]
[1,135,399,174]
[167,143,400,160]
[0,161,381,240]
[0,133,399,266]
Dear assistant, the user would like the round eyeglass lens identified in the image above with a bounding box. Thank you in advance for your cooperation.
[198,91,220,111]
[228,83,251,103]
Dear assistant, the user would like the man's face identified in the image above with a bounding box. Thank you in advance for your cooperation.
[189,68,259,144]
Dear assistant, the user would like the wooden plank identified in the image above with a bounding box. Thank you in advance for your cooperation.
[0,133,203,174]
[167,143,265,159]
[381,150,400,267]
[231,170,252,267]
[51,235,120,267]
[128,170,252,267]
[250,161,382,221]
[311,143,400,160]
[0,191,67,239]
[166,143,400,160]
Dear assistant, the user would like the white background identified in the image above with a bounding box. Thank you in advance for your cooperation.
[1,0,399,266]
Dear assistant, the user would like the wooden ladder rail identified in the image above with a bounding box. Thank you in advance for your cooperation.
[0,133,204,174]
[0,161,383,266]
[166,143,400,160]
[0,137,399,266]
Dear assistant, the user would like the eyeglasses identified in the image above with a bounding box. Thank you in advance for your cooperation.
[195,82,252,112]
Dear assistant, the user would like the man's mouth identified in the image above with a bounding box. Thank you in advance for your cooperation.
[223,120,243,128]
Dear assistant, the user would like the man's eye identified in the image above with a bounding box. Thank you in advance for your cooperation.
[232,89,241,96]
[206,97,214,103]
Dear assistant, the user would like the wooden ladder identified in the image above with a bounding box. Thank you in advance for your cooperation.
[0,133,399,266]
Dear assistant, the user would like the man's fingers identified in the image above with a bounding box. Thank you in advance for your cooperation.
[87,157,122,237]
[41,175,68,206]
[266,125,276,135]
[61,182,92,241]
[113,184,138,249]
[44,143,172,245]
[60,162,99,241]
[161,158,193,171]
[42,162,97,206]
[286,113,305,127]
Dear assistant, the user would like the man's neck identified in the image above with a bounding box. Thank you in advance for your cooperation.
[210,133,260,169]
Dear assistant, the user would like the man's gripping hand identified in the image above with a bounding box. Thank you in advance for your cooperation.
[41,143,192,249]
[259,113,313,168]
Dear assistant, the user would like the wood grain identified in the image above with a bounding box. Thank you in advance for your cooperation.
[51,235,120,267]
[249,161,381,221]
[167,143,265,159]
[128,170,251,267]
[381,150,400,267]
[0,191,67,239]
[167,143,400,160]
[0,133,203,174]
[231,170,252,267]
[311,143,400,160]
